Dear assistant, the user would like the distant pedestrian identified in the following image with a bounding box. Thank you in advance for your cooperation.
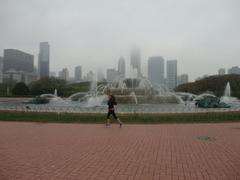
[106,95,122,128]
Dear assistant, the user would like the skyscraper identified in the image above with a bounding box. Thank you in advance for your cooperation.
[118,57,125,78]
[148,56,165,85]
[106,68,119,82]
[177,74,188,86]
[130,46,141,77]
[50,72,56,77]
[59,68,69,81]
[86,71,94,82]
[75,66,82,82]
[97,70,105,82]
[3,49,34,73]
[0,56,3,69]
[0,56,3,83]
[167,60,178,91]
[2,49,37,84]
[228,66,240,75]
[38,42,50,78]
[218,68,225,75]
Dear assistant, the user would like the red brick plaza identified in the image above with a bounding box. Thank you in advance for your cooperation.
[0,122,240,180]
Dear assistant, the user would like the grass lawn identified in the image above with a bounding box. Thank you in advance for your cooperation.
[0,111,240,124]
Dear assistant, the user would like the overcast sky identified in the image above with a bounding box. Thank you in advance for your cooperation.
[0,0,240,81]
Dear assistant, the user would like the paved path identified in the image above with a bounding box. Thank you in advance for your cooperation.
[0,122,240,180]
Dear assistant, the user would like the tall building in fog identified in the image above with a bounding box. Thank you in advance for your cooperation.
[75,66,82,82]
[38,42,50,78]
[0,56,3,83]
[106,68,119,82]
[0,56,3,69]
[167,60,177,91]
[3,49,34,73]
[228,66,240,75]
[2,49,37,84]
[118,57,125,78]
[59,68,69,81]
[218,68,225,75]
[148,56,165,85]
[130,46,141,77]
[178,74,188,86]
[86,71,94,81]
[50,72,56,77]
[97,70,105,82]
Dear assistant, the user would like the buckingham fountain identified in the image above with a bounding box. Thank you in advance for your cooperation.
[68,76,182,105]
[0,77,239,113]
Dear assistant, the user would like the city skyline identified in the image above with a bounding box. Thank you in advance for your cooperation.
[0,0,240,81]
[1,43,239,82]
[1,46,240,83]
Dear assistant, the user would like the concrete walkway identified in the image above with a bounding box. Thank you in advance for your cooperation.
[0,122,240,180]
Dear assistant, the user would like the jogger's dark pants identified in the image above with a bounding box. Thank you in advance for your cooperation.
[107,110,117,119]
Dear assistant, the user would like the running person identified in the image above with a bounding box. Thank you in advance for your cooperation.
[106,95,122,127]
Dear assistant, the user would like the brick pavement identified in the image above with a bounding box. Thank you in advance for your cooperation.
[0,122,240,180]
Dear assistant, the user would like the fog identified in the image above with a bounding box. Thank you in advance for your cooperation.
[0,0,240,80]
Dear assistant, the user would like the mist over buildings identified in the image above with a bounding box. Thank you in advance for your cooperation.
[0,0,240,81]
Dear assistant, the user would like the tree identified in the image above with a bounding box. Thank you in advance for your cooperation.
[29,77,66,96]
[175,74,240,98]
[12,82,29,96]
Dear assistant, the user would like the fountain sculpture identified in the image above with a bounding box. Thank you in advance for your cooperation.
[69,77,182,105]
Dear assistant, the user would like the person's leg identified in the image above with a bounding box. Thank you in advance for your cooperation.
[112,111,122,127]
[106,111,111,127]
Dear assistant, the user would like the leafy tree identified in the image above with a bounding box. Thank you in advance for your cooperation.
[0,83,9,96]
[175,74,240,98]
[29,77,66,96]
[12,82,29,95]
[29,78,108,97]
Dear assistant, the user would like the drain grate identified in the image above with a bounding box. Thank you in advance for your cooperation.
[197,136,216,142]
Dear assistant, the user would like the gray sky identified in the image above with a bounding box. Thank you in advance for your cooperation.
[0,0,240,81]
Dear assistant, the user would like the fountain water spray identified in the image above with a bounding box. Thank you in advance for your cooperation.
[38,76,184,106]
[130,91,138,104]
[54,89,58,97]
[220,81,238,105]
[224,82,231,97]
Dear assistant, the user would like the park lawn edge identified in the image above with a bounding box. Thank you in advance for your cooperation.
[0,110,240,124]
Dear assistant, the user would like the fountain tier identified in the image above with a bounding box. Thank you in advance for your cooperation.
[103,77,181,104]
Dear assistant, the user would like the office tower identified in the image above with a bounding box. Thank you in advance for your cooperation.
[228,66,240,75]
[148,56,165,85]
[38,42,50,78]
[3,49,34,73]
[2,49,37,84]
[167,60,178,91]
[50,72,56,77]
[218,68,225,75]
[0,56,3,83]
[118,57,125,78]
[106,68,119,82]
[2,71,38,85]
[177,74,189,86]
[97,70,105,82]
[130,46,141,77]
[75,66,82,82]
[86,71,94,81]
[0,56,3,69]
[34,66,38,73]
[59,68,69,81]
